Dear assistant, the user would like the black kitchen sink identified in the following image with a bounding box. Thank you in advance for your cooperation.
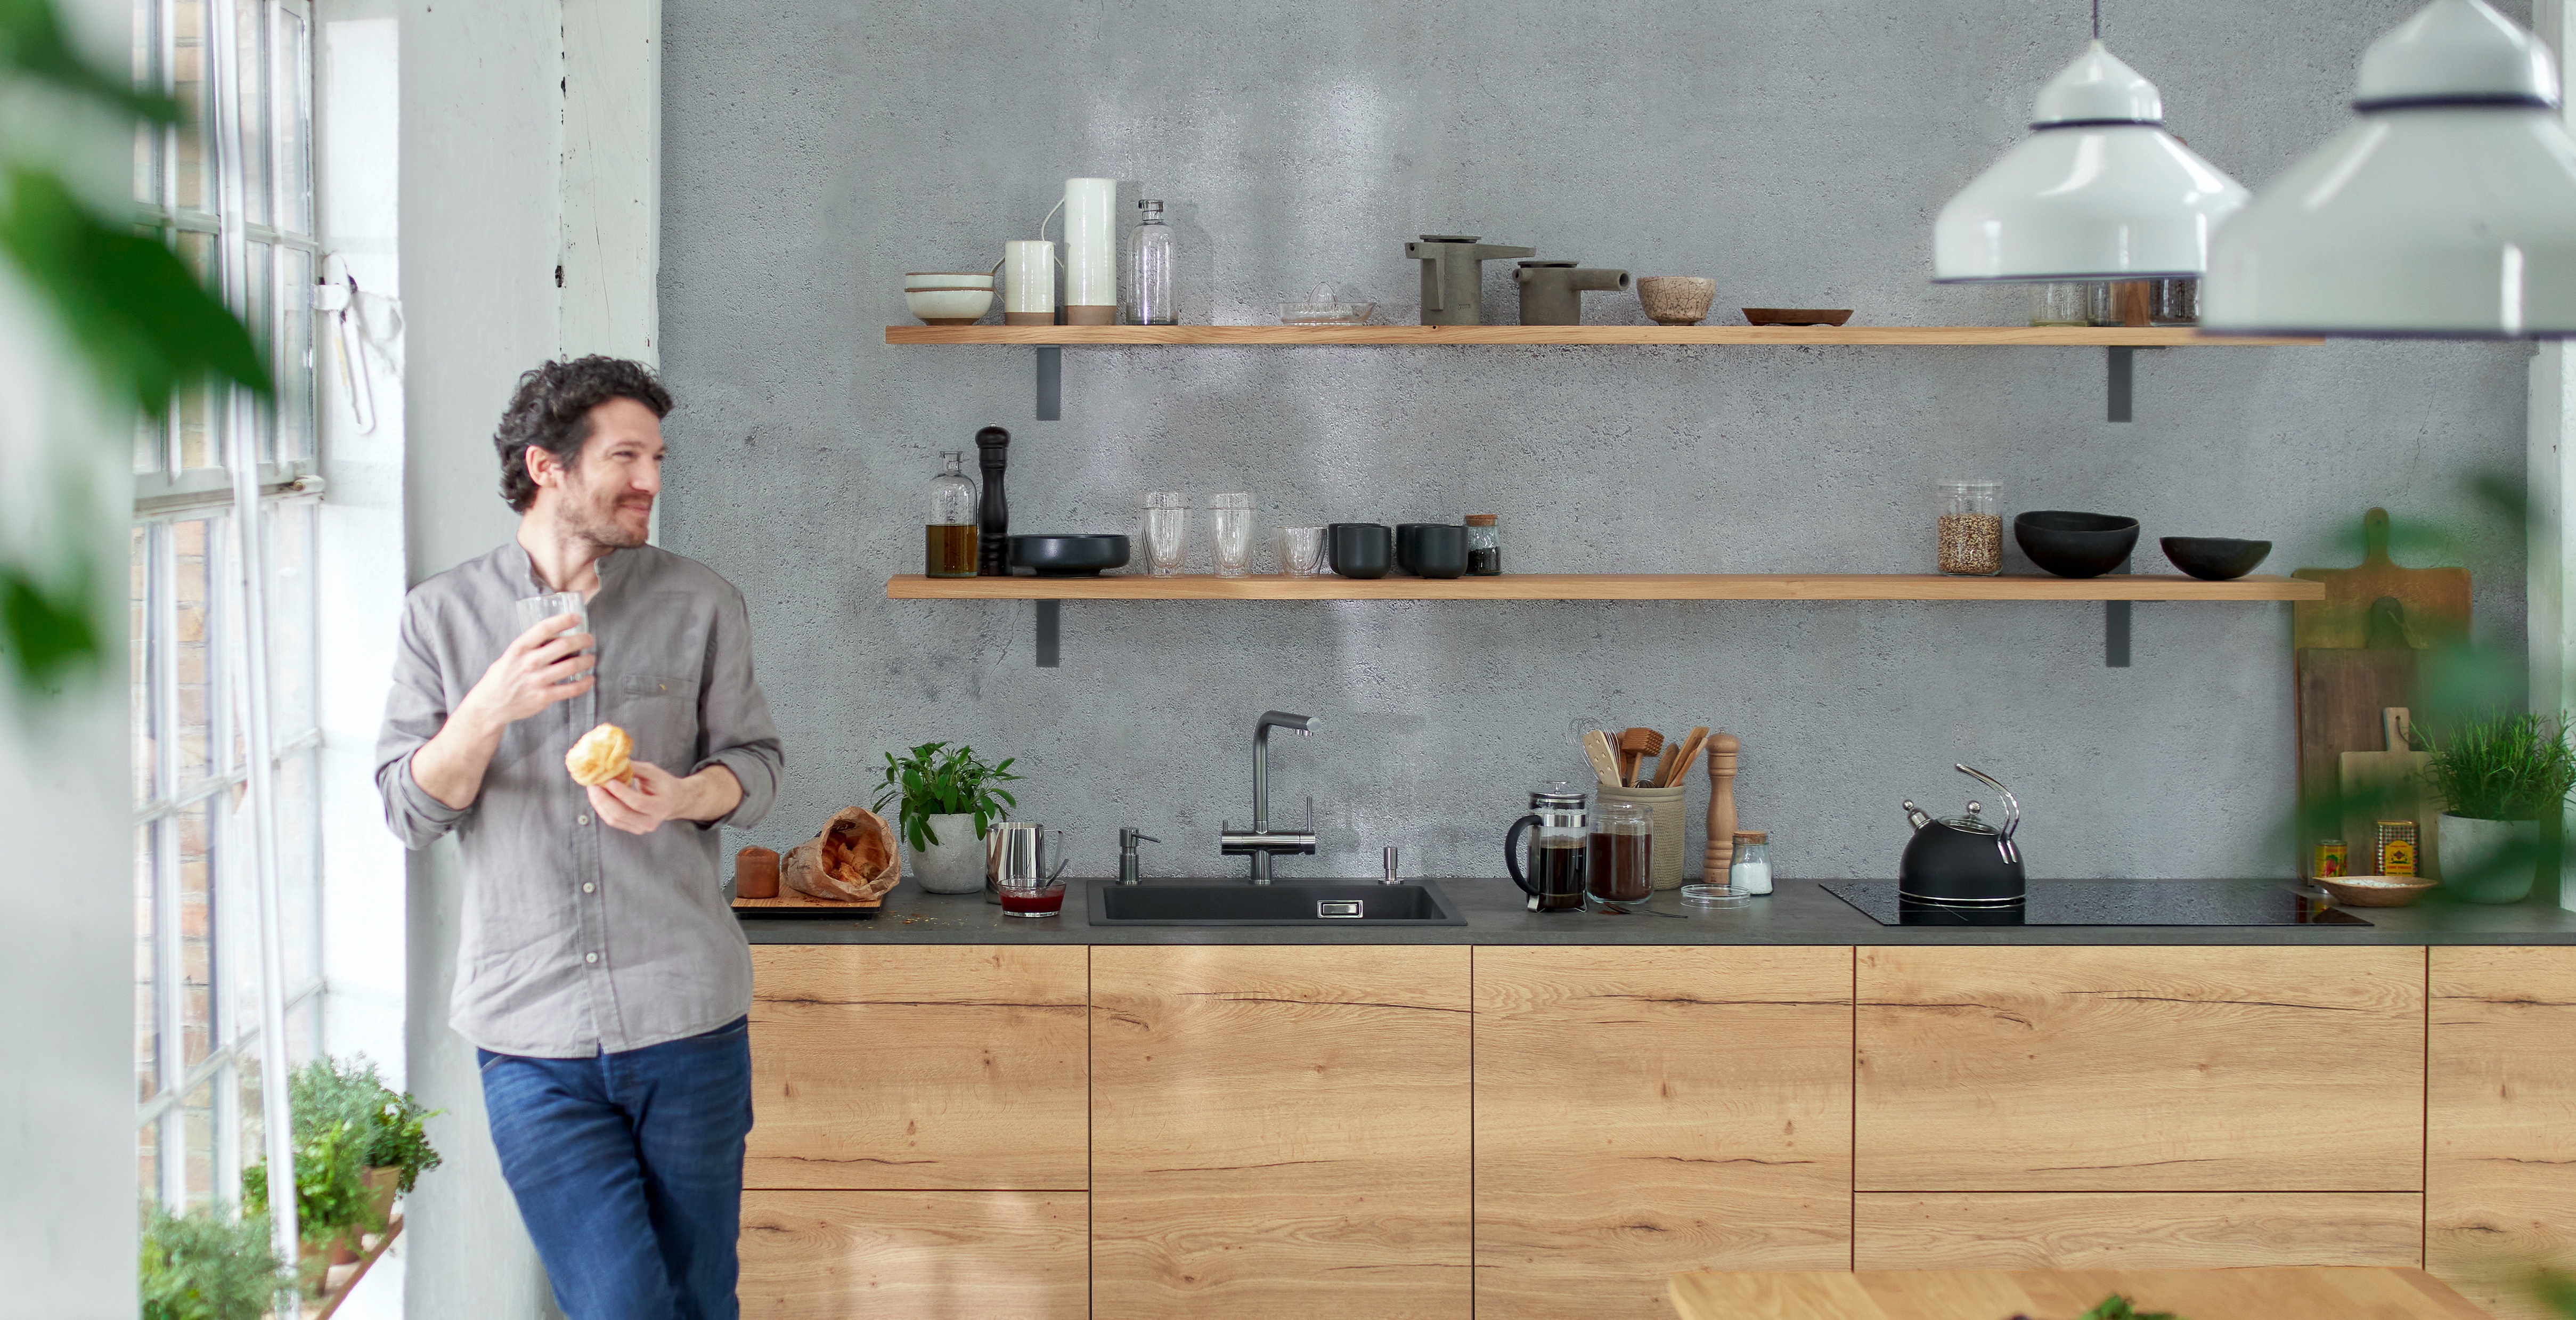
[1088,879,1468,925]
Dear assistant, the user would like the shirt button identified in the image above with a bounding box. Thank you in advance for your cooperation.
[582,882,596,894]
[585,952,599,965]
[577,814,591,826]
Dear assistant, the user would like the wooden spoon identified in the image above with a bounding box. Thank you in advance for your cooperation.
[1658,727,1710,788]
[1582,730,1621,789]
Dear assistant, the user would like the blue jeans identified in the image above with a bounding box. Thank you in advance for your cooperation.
[478,1016,753,1320]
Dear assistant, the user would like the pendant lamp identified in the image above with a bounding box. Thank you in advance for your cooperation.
[1933,6,2249,283]
[2201,0,2576,337]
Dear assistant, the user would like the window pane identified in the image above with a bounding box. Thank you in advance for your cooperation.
[235,0,270,229]
[234,1054,264,1204]
[272,750,319,993]
[172,514,222,790]
[171,0,210,213]
[138,1103,160,1207]
[136,822,160,1105]
[175,796,216,1072]
[134,411,166,477]
[279,247,315,463]
[173,234,219,472]
[244,241,275,467]
[132,0,161,205]
[264,500,314,735]
[277,6,312,236]
[180,1078,215,1205]
[132,523,159,802]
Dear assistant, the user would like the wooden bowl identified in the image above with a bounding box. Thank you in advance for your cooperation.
[1742,307,1853,326]
[2318,875,2438,908]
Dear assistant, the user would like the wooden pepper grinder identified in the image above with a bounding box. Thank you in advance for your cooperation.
[1704,733,1740,879]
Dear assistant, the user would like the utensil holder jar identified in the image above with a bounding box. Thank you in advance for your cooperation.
[1596,783,1690,890]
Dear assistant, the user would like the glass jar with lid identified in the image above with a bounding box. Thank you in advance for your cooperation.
[1464,514,1502,575]
[1586,800,1652,907]
[1727,830,1772,895]
[1936,479,2002,576]
[925,452,977,577]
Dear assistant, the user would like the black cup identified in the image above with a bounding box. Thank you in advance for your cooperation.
[1328,523,1393,579]
[1397,523,1467,578]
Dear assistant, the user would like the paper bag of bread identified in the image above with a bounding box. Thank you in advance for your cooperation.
[782,805,901,902]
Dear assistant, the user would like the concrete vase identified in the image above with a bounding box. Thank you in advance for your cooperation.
[2438,813,2539,904]
[907,813,987,893]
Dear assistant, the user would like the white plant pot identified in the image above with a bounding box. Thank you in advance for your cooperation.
[906,813,987,894]
[2438,813,2540,905]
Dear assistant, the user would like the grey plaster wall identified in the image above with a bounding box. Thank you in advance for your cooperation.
[660,0,2535,883]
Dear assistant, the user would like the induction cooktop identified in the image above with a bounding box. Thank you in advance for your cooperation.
[1821,879,2371,927]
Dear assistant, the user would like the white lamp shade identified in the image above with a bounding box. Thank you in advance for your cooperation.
[2202,0,2576,337]
[1934,42,2250,283]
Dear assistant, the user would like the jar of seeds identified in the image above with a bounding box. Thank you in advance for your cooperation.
[1937,479,2003,576]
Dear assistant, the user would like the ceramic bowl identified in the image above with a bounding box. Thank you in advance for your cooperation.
[905,271,994,291]
[2160,536,2273,581]
[1328,523,1393,580]
[906,288,996,325]
[2013,510,2141,579]
[1008,534,1129,576]
[1742,307,1854,326]
[1395,523,1467,578]
[2317,875,2438,908]
[1635,277,1716,326]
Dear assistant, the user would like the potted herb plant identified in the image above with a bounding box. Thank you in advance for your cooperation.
[139,1202,286,1320]
[872,740,1020,893]
[2419,712,2576,904]
[243,1056,444,1278]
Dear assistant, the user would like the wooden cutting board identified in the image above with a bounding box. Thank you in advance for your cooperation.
[2293,507,2471,649]
[2339,706,2442,879]
[1668,1266,2492,1320]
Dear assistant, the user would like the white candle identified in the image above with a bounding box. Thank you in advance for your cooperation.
[1062,177,1118,324]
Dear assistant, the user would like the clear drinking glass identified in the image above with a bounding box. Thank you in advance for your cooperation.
[513,592,590,684]
[1143,492,1189,576]
[2029,283,2089,327]
[1276,526,1328,576]
[1209,493,1255,577]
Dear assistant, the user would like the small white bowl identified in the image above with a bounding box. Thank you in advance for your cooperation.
[906,288,994,325]
[906,271,994,292]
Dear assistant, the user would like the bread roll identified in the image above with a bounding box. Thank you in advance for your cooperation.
[565,722,634,787]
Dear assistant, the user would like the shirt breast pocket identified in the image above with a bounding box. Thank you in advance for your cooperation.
[616,672,700,769]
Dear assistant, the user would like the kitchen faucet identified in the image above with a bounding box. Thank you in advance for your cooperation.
[1219,711,1318,884]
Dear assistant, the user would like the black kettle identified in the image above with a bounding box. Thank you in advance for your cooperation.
[1898,764,2025,907]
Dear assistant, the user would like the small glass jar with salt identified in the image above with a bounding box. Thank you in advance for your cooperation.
[1727,831,1772,896]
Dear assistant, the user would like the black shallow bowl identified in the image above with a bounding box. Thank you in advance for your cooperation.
[2013,510,2140,580]
[1330,523,1392,579]
[2161,536,2272,581]
[1008,534,1130,576]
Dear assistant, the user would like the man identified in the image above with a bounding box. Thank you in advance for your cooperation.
[375,356,782,1318]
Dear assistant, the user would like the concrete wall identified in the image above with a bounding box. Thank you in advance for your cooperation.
[659,0,2536,885]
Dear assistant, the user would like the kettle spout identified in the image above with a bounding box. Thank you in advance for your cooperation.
[1902,800,1933,832]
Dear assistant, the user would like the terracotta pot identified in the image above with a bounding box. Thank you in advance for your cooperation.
[328,1167,404,1265]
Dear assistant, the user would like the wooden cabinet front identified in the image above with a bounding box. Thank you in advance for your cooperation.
[746,945,1089,1191]
[2428,946,2576,1320]
[1474,946,1855,1319]
[1091,944,1473,1319]
[739,1189,1087,1319]
[1856,946,2425,1192]
[1855,1192,2424,1270]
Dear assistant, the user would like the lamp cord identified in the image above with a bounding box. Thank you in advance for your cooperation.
[2091,0,2100,39]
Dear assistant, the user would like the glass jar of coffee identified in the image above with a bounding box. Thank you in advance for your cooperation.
[1587,801,1652,908]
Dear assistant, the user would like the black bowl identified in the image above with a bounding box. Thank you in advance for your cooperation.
[1008,534,1130,576]
[1329,523,1392,579]
[1396,523,1466,578]
[2013,510,2140,580]
[2160,536,2272,581]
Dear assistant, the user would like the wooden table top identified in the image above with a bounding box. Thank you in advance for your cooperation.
[1668,1267,2496,1320]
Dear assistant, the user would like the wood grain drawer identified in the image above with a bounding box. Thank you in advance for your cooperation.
[1856,1192,2424,1269]
[747,945,1088,1191]
[738,1189,1087,1318]
[1474,946,1854,1319]
[1092,945,1472,1319]
[2428,946,2576,1320]
[1856,946,2424,1192]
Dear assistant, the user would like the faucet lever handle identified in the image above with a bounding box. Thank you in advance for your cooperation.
[1304,796,1314,833]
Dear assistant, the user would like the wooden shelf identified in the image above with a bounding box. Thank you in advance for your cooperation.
[886,573,2322,602]
[885,325,2319,347]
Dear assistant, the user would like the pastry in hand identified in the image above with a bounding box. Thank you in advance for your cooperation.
[565,722,634,787]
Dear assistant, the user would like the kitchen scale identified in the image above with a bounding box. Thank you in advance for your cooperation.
[1822,879,2370,927]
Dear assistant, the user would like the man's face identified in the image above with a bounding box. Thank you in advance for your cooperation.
[531,397,664,548]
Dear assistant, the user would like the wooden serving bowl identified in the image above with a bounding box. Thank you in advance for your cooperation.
[2318,875,2438,907]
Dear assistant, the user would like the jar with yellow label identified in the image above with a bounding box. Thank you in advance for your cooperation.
[2376,821,2419,877]
[2312,839,2347,879]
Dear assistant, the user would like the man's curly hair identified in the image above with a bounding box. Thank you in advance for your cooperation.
[493,356,674,513]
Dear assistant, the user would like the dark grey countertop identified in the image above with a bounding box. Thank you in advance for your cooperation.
[738,877,2576,946]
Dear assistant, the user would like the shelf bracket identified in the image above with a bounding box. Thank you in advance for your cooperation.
[2104,552,2134,666]
[1036,347,1061,421]
[2106,345,2164,422]
[1034,599,1061,667]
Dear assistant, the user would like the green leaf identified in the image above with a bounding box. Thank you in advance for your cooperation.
[0,0,182,124]
[0,167,270,418]
[0,556,99,693]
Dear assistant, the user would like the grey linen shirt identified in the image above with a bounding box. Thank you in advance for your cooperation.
[374,541,782,1058]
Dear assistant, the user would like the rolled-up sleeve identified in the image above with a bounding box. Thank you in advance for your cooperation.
[374,598,470,849]
[694,584,782,831]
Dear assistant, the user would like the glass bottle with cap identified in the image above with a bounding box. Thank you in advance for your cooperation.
[925,451,977,577]
[1505,782,1587,912]
[1125,200,1175,325]
[1727,831,1772,895]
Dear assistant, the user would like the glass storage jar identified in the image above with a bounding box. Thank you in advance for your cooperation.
[1936,479,2002,576]
[925,451,978,577]
[2028,283,2089,327]
[1464,514,1501,575]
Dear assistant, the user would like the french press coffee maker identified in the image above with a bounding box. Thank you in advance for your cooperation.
[1505,782,1588,912]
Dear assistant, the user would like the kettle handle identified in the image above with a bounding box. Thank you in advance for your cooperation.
[1504,813,1543,897]
[1955,764,2020,841]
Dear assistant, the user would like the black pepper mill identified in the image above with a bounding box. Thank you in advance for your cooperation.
[975,426,1010,576]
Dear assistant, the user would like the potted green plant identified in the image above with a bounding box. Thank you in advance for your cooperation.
[872,741,1020,893]
[2419,712,2576,904]
[138,1202,286,1320]
[243,1056,443,1276]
